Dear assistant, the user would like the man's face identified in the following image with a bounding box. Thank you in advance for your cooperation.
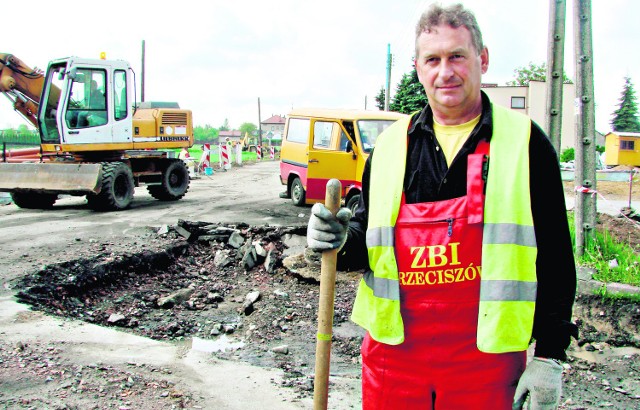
[415,24,488,121]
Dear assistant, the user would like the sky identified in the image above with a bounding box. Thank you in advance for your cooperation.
[2,0,639,135]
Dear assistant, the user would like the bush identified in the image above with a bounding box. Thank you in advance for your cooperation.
[560,148,575,163]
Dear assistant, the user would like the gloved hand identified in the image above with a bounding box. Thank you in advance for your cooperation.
[512,357,563,410]
[307,203,352,252]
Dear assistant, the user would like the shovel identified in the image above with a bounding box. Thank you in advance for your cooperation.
[313,178,342,410]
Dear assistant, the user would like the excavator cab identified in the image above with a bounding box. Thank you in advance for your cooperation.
[38,57,133,151]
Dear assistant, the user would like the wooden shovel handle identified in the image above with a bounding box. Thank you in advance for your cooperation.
[313,178,342,410]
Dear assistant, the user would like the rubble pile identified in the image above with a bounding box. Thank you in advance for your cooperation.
[11,220,640,407]
[14,220,364,397]
[0,340,196,409]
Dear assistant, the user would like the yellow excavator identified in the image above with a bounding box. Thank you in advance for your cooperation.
[0,53,194,211]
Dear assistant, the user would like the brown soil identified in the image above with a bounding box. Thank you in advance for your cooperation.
[565,180,640,252]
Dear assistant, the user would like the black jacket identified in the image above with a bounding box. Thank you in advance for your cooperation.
[338,92,578,361]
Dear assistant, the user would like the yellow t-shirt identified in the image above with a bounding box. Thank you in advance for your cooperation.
[433,114,481,166]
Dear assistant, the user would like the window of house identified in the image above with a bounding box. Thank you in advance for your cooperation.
[620,140,635,150]
[511,96,525,109]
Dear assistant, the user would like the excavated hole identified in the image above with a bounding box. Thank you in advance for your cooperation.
[13,221,363,393]
[11,220,640,404]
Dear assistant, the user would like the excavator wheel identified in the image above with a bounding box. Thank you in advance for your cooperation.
[87,162,135,211]
[147,159,190,201]
[10,192,58,209]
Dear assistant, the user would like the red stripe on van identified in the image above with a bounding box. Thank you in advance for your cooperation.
[306,177,358,203]
[279,161,307,185]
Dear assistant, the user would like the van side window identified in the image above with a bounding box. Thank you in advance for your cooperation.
[286,118,309,143]
[339,131,349,151]
[343,121,356,145]
[314,121,335,150]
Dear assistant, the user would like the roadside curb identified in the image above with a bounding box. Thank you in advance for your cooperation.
[577,266,640,296]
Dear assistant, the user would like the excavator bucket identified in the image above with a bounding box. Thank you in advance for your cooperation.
[0,163,102,193]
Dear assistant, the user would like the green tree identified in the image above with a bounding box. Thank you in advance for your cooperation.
[375,86,386,110]
[194,124,218,142]
[219,118,230,131]
[507,62,572,86]
[239,122,257,136]
[1,128,17,142]
[389,67,428,114]
[17,124,30,134]
[611,76,640,132]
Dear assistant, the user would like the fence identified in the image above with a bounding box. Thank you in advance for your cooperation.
[0,129,40,145]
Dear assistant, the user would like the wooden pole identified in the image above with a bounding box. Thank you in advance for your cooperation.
[313,179,342,410]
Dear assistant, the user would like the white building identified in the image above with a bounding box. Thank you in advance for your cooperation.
[481,80,586,151]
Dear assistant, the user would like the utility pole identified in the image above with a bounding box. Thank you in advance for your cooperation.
[573,0,597,256]
[384,44,391,111]
[257,97,262,147]
[545,0,566,154]
[141,40,146,103]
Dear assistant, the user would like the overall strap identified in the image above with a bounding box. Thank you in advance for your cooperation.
[467,139,489,224]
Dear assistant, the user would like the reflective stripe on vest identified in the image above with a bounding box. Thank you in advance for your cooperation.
[350,105,537,351]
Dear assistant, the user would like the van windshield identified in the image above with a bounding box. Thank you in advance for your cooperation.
[356,120,398,153]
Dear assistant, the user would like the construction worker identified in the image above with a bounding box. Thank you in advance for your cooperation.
[307,3,577,409]
[178,147,191,161]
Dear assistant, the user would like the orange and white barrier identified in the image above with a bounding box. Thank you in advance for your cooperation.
[202,143,211,169]
[219,143,231,170]
[256,145,262,161]
[269,146,275,160]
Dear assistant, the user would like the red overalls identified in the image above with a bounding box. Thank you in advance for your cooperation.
[361,142,526,409]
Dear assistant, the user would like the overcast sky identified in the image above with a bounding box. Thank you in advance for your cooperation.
[2,0,638,136]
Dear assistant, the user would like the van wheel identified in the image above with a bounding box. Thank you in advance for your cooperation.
[346,194,360,215]
[291,177,306,206]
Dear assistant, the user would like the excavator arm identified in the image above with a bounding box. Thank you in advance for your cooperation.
[0,53,47,127]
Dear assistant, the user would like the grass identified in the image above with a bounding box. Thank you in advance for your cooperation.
[568,211,640,287]
[168,146,267,164]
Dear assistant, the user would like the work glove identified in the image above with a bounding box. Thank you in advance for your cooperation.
[307,203,352,252]
[512,357,563,410]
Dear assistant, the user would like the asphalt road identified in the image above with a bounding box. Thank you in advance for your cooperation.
[0,160,308,282]
[0,158,631,285]
[0,159,636,409]
[0,160,364,409]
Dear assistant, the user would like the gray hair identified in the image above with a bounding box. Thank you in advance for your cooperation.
[415,3,484,57]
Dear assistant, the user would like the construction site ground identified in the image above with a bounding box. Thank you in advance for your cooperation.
[0,160,639,409]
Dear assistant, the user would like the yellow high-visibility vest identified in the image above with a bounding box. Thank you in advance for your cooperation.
[350,104,537,353]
